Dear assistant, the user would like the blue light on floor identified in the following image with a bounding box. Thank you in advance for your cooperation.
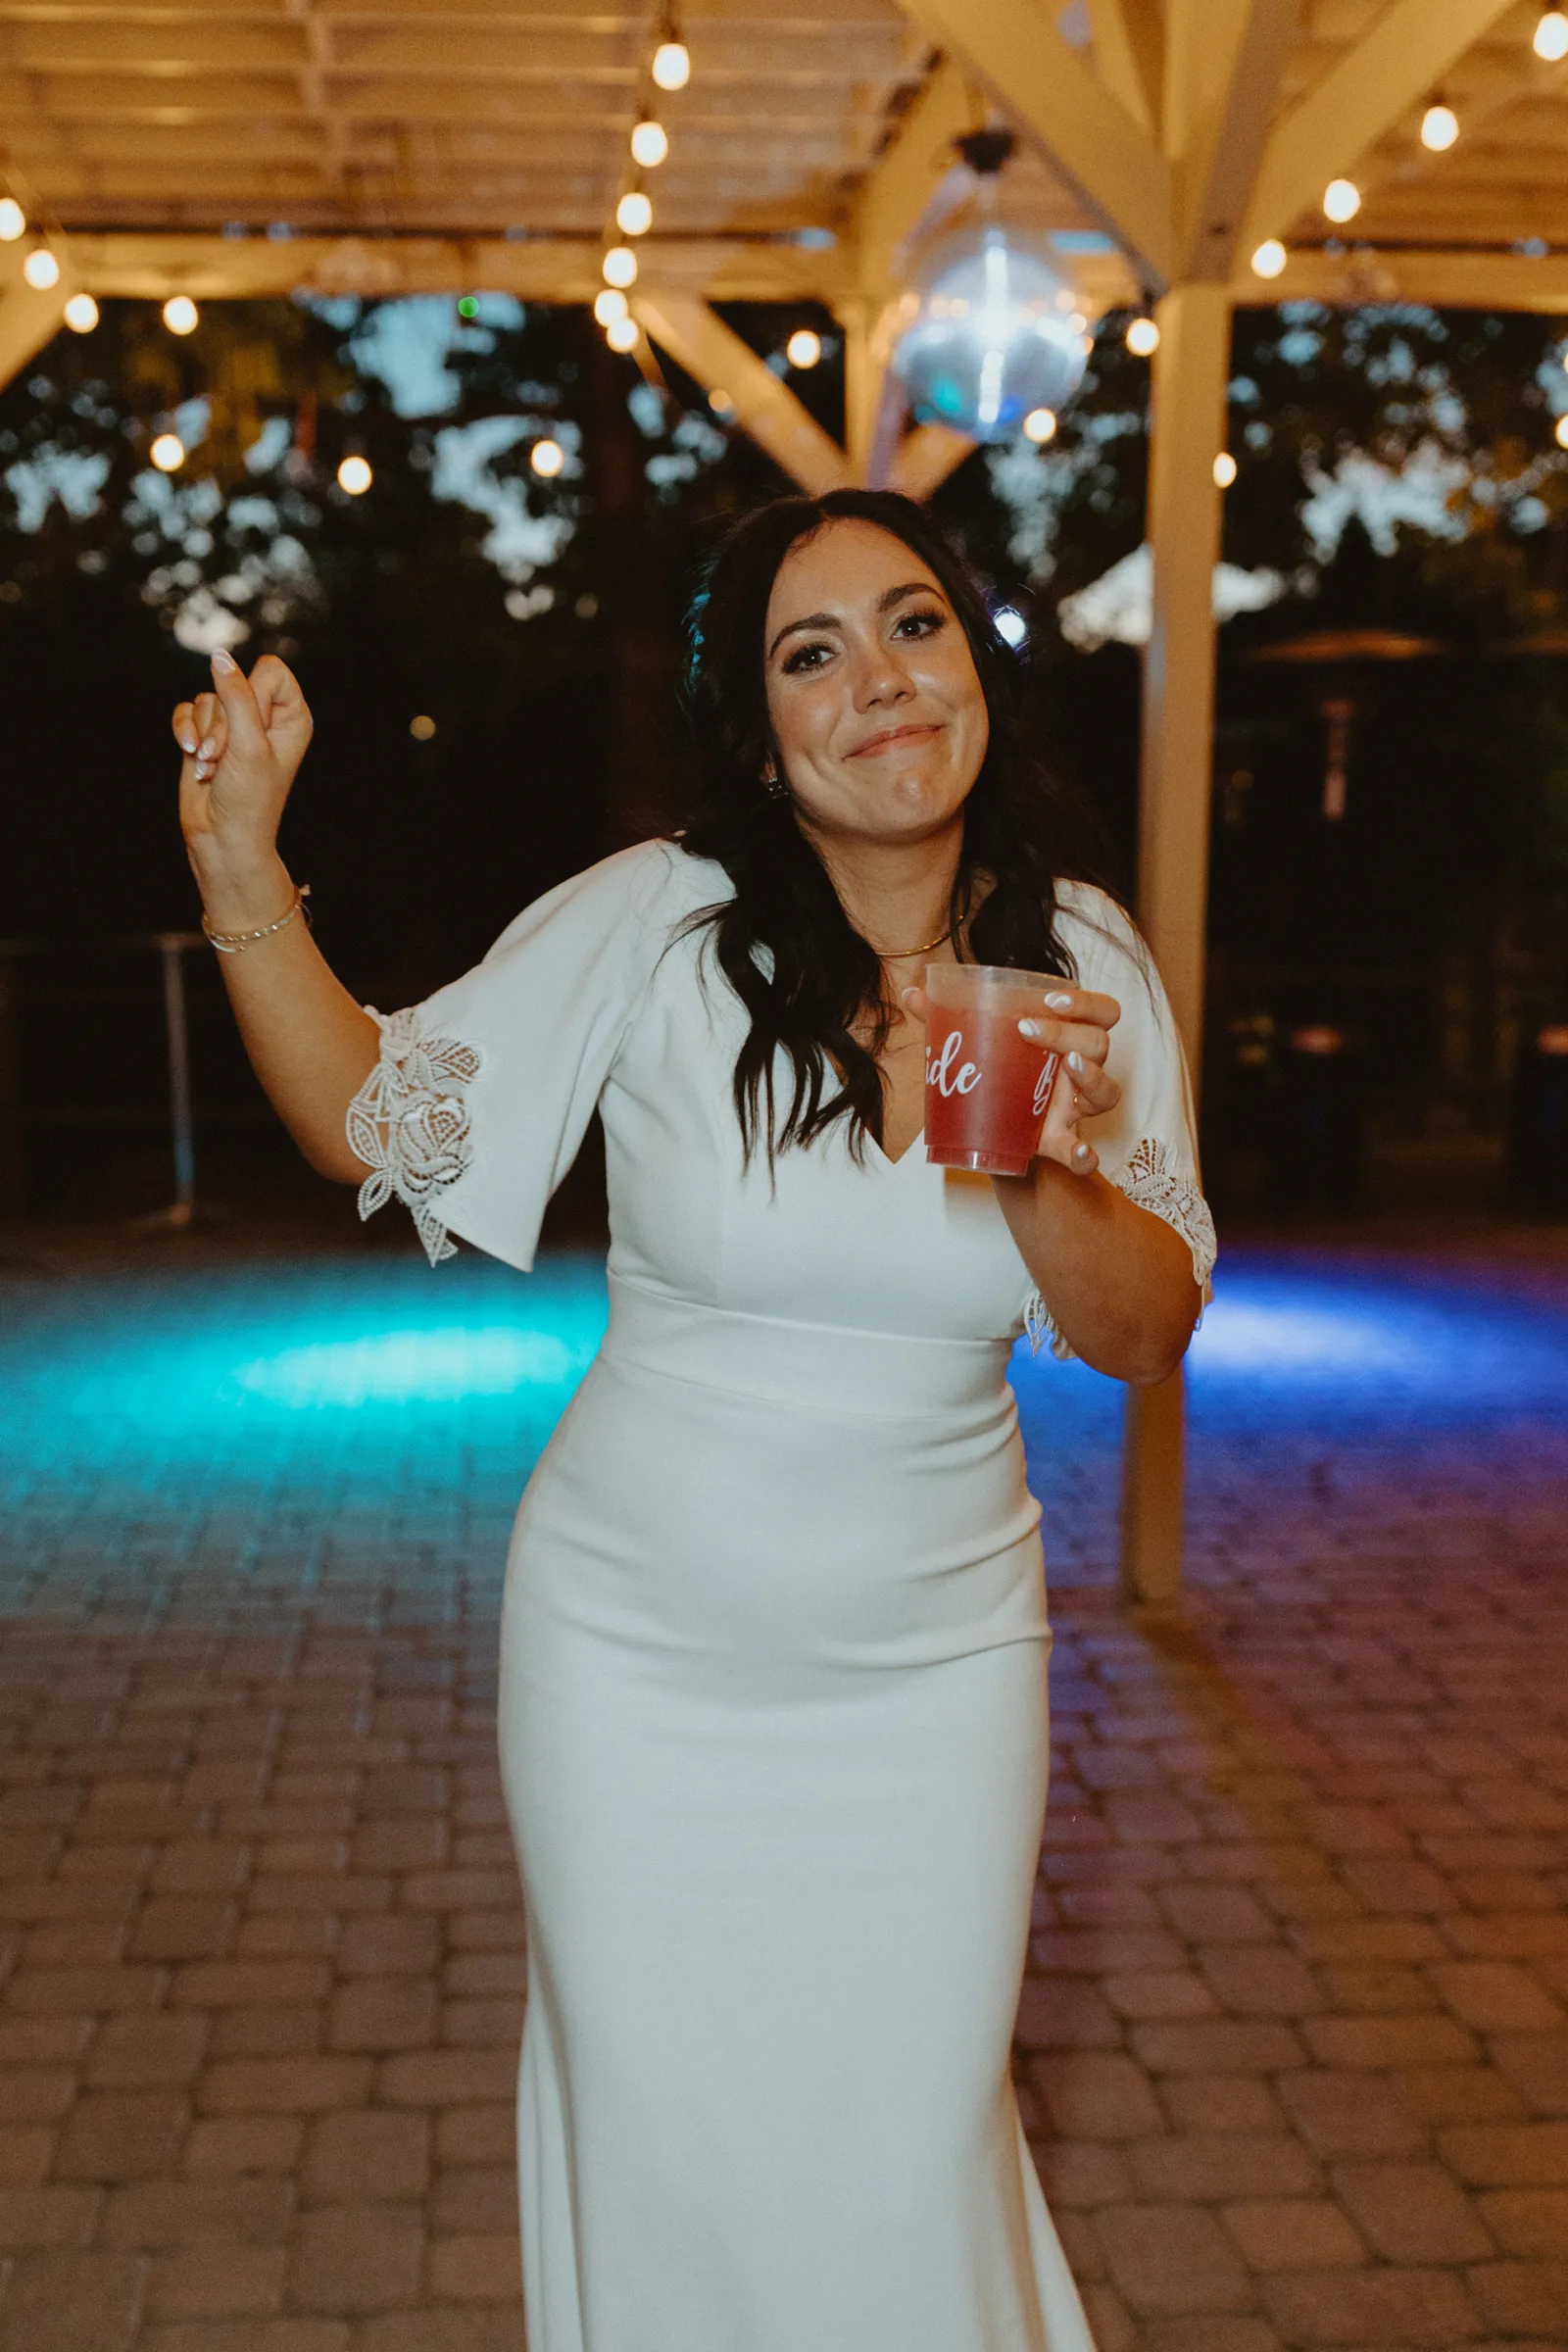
[232,1323,599,1408]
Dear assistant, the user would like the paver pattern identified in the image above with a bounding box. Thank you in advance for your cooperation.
[0,1231,1564,2352]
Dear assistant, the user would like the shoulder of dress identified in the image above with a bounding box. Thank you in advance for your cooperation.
[1052,879,1146,976]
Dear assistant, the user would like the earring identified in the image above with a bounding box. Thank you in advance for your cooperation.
[761,761,787,801]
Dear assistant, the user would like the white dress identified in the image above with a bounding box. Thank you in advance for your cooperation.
[351,839,1215,2352]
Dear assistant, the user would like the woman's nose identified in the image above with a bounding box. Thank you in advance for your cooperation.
[853,645,915,709]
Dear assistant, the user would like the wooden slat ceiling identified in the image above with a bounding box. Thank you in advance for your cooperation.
[0,2,1565,262]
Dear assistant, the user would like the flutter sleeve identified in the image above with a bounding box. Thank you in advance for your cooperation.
[346,840,683,1271]
[1022,883,1217,1363]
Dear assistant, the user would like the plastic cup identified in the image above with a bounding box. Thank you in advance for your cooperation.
[923,963,1061,1177]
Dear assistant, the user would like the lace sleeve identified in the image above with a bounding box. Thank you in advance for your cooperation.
[347,1006,483,1268]
[1023,1140,1217,1363]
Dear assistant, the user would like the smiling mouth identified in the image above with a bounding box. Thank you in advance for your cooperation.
[848,722,944,759]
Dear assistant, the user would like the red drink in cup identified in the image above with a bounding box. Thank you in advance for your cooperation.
[923,963,1061,1178]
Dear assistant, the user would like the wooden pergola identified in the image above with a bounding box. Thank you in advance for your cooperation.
[3,0,1565,1595]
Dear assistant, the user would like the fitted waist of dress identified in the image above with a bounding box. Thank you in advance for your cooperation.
[601,1272,1016,1419]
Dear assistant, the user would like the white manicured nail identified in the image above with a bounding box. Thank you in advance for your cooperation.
[1019,1018,1045,1039]
[211,649,236,674]
[1044,991,1073,1009]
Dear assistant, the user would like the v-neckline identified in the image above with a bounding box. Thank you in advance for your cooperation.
[869,1124,925,1171]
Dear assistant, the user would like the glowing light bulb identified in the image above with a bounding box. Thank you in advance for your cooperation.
[1421,103,1458,151]
[163,294,199,334]
[630,119,668,169]
[530,437,564,478]
[0,198,24,242]
[606,316,639,353]
[1125,316,1159,356]
[603,245,638,288]
[1213,451,1238,487]
[337,454,372,494]
[616,189,653,237]
[785,328,821,369]
[64,293,98,333]
[710,388,734,416]
[594,287,628,325]
[1023,407,1056,443]
[1323,177,1361,222]
[149,432,184,472]
[1535,10,1568,61]
[410,714,436,741]
[1556,414,1568,449]
[23,247,60,290]
[652,39,690,90]
[1250,238,1287,280]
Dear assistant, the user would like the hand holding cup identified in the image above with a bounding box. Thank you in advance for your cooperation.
[904,972,1122,1177]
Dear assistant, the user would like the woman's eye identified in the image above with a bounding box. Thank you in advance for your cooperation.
[782,641,832,674]
[895,608,946,638]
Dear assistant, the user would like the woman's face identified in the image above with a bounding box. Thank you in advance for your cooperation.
[761,518,990,852]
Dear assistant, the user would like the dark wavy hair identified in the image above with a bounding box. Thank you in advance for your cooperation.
[671,487,1114,1164]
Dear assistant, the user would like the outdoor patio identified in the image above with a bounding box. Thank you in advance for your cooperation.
[0,1228,1562,2352]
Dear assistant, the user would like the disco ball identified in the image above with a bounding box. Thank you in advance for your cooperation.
[890,224,1090,442]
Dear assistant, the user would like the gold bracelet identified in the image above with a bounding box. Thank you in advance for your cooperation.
[203,883,312,955]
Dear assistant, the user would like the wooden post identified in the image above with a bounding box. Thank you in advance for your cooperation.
[1119,281,1231,1607]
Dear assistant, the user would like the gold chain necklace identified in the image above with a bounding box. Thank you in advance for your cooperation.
[873,893,971,961]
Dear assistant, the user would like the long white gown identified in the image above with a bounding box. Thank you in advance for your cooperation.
[350,839,1215,2352]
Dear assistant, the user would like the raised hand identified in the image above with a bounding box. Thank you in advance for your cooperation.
[173,650,314,908]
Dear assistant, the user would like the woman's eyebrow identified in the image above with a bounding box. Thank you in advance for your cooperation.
[767,580,946,662]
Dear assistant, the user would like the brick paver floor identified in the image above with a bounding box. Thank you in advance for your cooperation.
[0,1230,1564,2352]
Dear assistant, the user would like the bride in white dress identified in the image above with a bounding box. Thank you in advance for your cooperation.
[172,488,1214,2352]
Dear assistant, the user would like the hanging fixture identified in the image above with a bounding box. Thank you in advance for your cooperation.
[616,189,653,237]
[594,288,628,326]
[1125,315,1159,356]
[603,245,638,287]
[785,328,821,368]
[1421,102,1459,151]
[1535,11,1568,61]
[163,294,199,334]
[64,293,98,332]
[651,12,689,89]
[0,197,24,241]
[1250,238,1287,279]
[1322,178,1361,222]
[337,454,372,494]
[22,246,60,289]
[149,432,184,471]
[890,129,1090,444]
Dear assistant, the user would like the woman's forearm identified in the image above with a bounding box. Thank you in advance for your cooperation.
[198,850,379,1183]
[992,1160,1200,1385]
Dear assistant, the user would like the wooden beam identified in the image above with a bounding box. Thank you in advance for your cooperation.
[1120,280,1232,1610]
[1084,0,1162,136]
[1169,0,1300,282]
[632,288,852,496]
[894,0,1176,288]
[62,232,844,308]
[888,419,974,499]
[1232,244,1568,312]
[1242,0,1519,252]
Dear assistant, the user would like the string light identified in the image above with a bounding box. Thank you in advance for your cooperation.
[594,288,628,326]
[709,388,734,416]
[1556,415,1568,449]
[1213,451,1238,487]
[149,432,184,471]
[530,438,564,478]
[1323,177,1361,222]
[1535,10,1568,60]
[652,35,690,90]
[631,119,668,169]
[0,198,24,241]
[616,190,653,237]
[337,455,372,494]
[410,714,436,740]
[1125,316,1159,356]
[1421,103,1459,151]
[785,328,821,369]
[163,294,199,334]
[1250,238,1287,279]
[22,247,60,290]
[606,316,639,353]
[603,246,638,288]
[64,292,98,332]
[1023,408,1057,443]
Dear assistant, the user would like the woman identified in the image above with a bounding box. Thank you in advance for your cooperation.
[174,489,1214,2352]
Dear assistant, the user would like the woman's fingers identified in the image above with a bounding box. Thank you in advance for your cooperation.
[1063,1051,1121,1116]
[172,701,198,758]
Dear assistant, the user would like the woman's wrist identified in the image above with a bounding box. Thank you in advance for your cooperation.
[188,844,295,933]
